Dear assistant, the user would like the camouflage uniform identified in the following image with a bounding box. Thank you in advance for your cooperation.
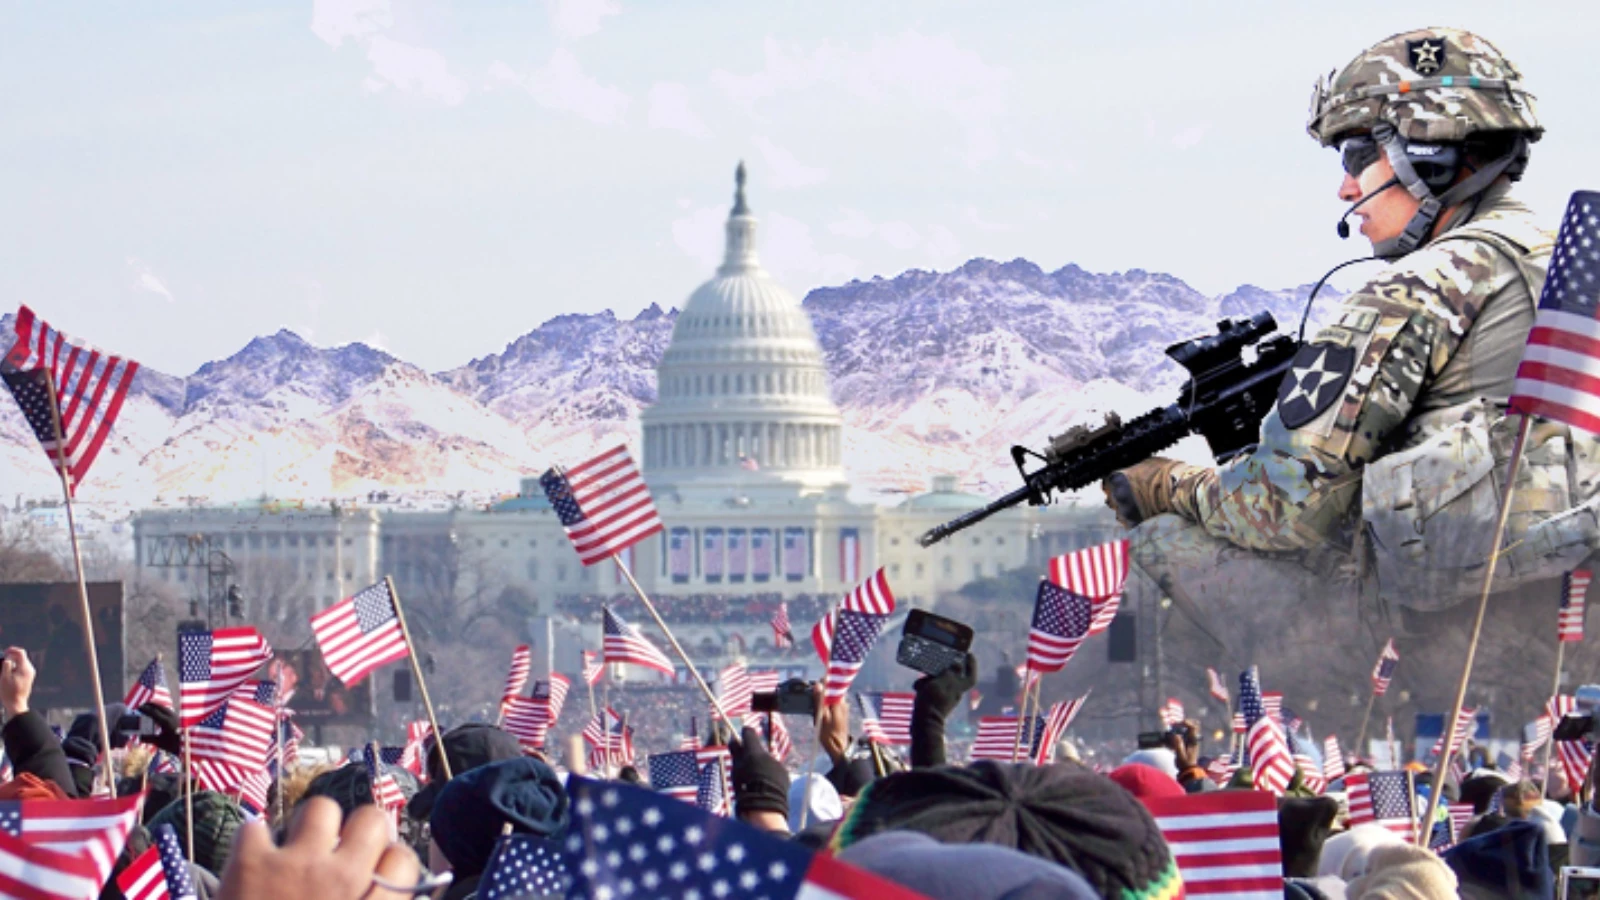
[1129,29,1600,626]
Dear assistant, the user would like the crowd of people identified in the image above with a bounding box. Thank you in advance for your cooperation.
[554,593,833,627]
[6,640,1598,900]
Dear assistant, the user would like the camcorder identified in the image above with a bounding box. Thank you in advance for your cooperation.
[1137,723,1197,750]
[114,713,158,740]
[751,678,817,718]
[1551,684,1600,743]
[1560,866,1600,900]
[896,609,973,677]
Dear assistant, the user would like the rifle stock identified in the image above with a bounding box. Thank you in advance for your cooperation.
[919,312,1301,548]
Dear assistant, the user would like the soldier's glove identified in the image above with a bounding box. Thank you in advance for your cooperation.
[1103,457,1189,527]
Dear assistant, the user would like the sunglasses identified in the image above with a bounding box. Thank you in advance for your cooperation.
[1340,135,1382,178]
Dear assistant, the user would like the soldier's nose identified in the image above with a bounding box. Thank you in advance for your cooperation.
[1338,172,1363,203]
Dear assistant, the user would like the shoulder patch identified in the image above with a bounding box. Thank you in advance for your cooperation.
[1277,342,1356,430]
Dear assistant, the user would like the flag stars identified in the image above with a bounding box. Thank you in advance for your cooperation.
[768,861,787,880]
[657,835,676,854]
[740,870,761,889]
[605,849,622,868]
[602,789,620,808]
[642,807,662,827]
[628,843,648,863]
[581,858,600,877]
[670,861,690,880]
[726,843,745,863]
[684,825,704,844]
[712,879,731,897]
[698,851,717,872]
[615,817,632,835]
[593,824,610,843]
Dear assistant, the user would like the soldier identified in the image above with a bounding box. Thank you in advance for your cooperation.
[1104,29,1598,667]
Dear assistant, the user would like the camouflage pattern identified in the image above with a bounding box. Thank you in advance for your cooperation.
[1307,28,1541,146]
[1139,185,1600,613]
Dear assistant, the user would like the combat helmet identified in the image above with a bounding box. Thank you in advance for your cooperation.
[1307,28,1541,258]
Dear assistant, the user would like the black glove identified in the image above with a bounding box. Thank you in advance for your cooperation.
[728,726,789,824]
[911,652,977,768]
[138,702,184,757]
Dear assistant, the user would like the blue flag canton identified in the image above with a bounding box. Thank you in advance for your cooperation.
[153,824,197,898]
[696,761,725,812]
[539,469,585,527]
[139,660,169,690]
[1239,668,1266,729]
[649,751,699,791]
[830,609,883,666]
[557,777,811,900]
[1544,193,1600,310]
[1032,582,1091,638]
[1369,772,1415,820]
[480,834,572,900]
[0,801,20,837]
[247,680,278,706]
[178,631,216,681]
[351,582,397,633]
[1,369,58,446]
[197,703,231,731]
[602,608,627,637]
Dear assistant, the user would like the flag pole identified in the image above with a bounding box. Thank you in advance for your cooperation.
[38,370,116,796]
[586,663,599,724]
[274,709,286,826]
[1417,414,1534,846]
[1010,669,1033,763]
[1541,640,1567,797]
[384,576,451,780]
[1353,690,1378,764]
[183,729,195,862]
[610,553,738,735]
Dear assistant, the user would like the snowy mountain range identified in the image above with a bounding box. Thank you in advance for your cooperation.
[0,258,1333,509]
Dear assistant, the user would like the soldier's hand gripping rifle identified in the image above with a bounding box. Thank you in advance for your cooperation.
[918,311,1301,547]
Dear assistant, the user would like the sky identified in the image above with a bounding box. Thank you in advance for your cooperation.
[2,1,1596,376]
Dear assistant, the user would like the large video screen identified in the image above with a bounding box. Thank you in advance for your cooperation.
[271,648,373,725]
[0,582,123,711]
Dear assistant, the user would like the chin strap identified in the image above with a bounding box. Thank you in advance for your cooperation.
[1371,123,1528,259]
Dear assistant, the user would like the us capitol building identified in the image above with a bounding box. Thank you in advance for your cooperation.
[131,165,1113,675]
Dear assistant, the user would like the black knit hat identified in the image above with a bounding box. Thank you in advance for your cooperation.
[834,761,1182,900]
[1277,796,1340,878]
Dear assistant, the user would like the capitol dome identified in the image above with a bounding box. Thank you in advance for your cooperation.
[641,164,847,498]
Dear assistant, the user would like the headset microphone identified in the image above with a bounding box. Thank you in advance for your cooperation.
[1335,176,1400,239]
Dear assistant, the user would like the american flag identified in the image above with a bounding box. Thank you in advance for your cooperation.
[751,529,772,581]
[116,824,196,900]
[309,580,410,687]
[122,657,173,711]
[1022,580,1092,674]
[1371,639,1400,696]
[177,627,273,728]
[363,745,405,811]
[190,696,275,772]
[1206,667,1230,704]
[1292,736,1326,795]
[1147,790,1282,898]
[1549,695,1595,790]
[771,602,793,649]
[703,530,725,580]
[1525,715,1552,757]
[668,528,692,580]
[1322,735,1346,782]
[1561,569,1590,643]
[540,446,664,566]
[858,692,914,746]
[1240,668,1294,795]
[503,695,552,752]
[1430,706,1477,759]
[783,528,807,581]
[537,675,571,723]
[581,650,605,686]
[718,663,753,717]
[601,607,674,674]
[697,759,729,816]
[971,715,1044,762]
[1205,755,1239,785]
[545,777,927,900]
[398,721,430,777]
[1232,712,1245,735]
[1160,697,1185,728]
[3,305,140,495]
[1033,693,1090,765]
[1509,191,1600,432]
[648,750,705,804]
[812,569,897,704]
[759,712,793,762]
[0,792,145,899]
[500,645,531,712]
[1047,538,1130,635]
[582,708,633,764]
[1346,771,1417,839]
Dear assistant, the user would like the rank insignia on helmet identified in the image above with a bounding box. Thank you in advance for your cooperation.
[1407,37,1446,75]
[1276,343,1355,429]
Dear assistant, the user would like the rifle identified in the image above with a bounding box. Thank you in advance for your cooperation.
[918,312,1301,547]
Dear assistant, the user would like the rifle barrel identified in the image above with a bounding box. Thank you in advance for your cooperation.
[917,484,1036,547]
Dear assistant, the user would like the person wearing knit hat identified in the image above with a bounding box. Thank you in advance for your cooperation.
[1319,824,1408,881]
[1108,763,1185,808]
[1344,842,1458,899]
[1121,748,1180,779]
[146,790,246,878]
[833,760,1183,900]
[406,723,524,822]
[427,756,568,898]
[838,831,1099,900]
[1442,818,1553,899]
